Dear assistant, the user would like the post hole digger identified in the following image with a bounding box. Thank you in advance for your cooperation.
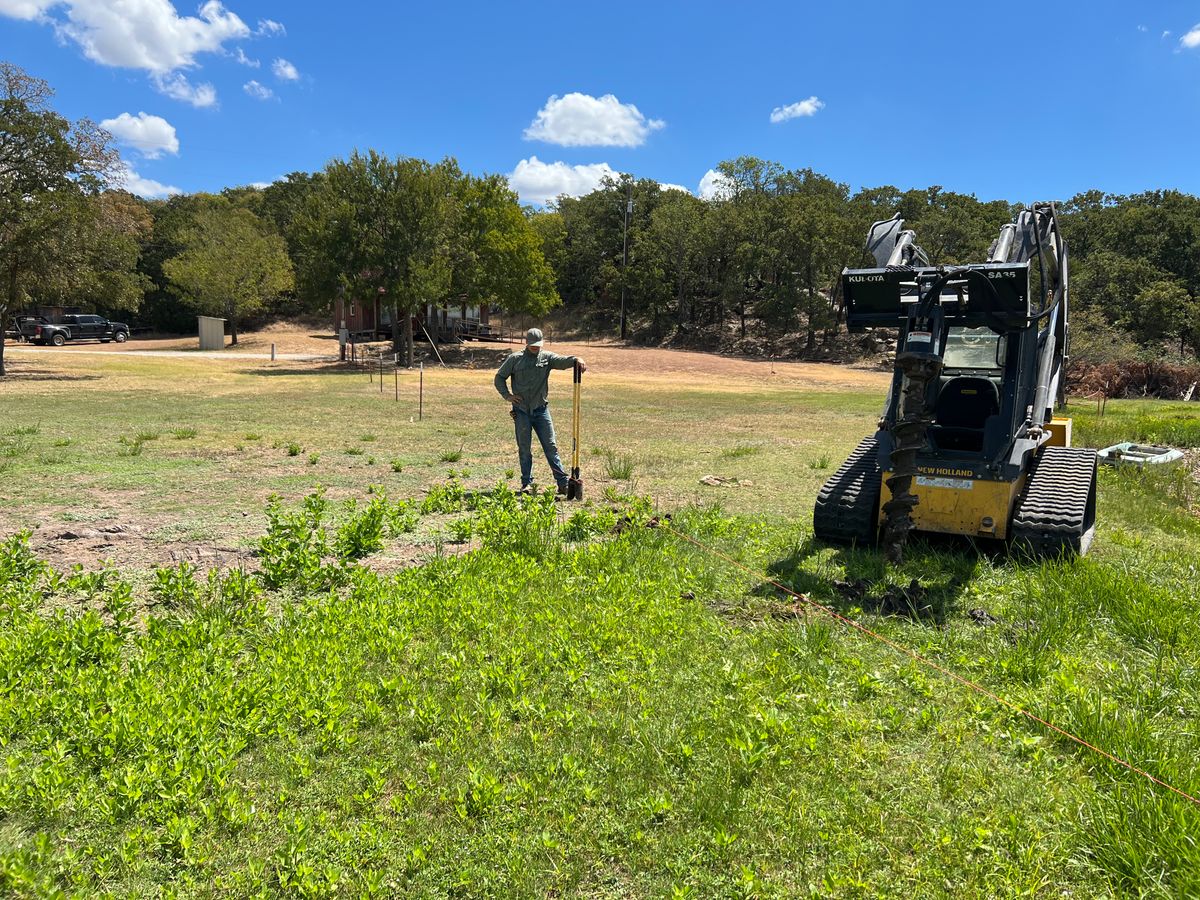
[566,361,584,500]
[814,203,1098,563]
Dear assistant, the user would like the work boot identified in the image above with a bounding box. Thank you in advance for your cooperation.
[555,483,568,497]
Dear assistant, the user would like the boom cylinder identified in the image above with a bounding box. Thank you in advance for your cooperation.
[988,224,1016,263]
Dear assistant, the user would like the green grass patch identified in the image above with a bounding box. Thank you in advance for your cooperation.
[604,450,635,480]
[1071,399,1200,450]
[1,355,1198,895]
[2,487,1199,896]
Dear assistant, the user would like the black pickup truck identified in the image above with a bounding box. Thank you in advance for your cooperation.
[28,314,130,346]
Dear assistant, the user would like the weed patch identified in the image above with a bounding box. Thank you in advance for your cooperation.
[604,450,635,480]
[0,495,1198,896]
[720,445,760,459]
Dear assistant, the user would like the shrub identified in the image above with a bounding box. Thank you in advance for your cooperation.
[151,562,201,611]
[473,483,558,558]
[258,490,338,589]
[421,477,467,515]
[388,500,418,535]
[1071,360,1200,400]
[335,496,387,560]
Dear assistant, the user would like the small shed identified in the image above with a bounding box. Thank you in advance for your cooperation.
[198,316,226,351]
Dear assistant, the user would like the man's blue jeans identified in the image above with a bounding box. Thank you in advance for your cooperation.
[514,404,567,489]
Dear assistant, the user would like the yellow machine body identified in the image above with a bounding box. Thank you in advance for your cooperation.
[1045,416,1072,448]
[876,417,1071,541]
[878,469,1027,539]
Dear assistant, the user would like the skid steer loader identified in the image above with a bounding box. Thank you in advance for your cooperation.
[813,203,1097,562]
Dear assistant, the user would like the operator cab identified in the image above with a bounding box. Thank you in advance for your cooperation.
[931,327,1007,453]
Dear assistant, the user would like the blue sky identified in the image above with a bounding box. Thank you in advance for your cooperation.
[3,0,1199,204]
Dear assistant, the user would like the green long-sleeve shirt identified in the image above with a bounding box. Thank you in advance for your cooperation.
[494,350,577,413]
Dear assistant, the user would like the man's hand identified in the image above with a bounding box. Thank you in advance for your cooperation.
[508,393,522,404]
[575,360,588,373]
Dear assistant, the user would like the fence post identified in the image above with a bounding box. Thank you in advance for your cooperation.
[419,362,424,421]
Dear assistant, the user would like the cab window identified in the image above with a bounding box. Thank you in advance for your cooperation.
[942,326,1005,372]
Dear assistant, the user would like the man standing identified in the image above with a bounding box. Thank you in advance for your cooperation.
[494,328,588,494]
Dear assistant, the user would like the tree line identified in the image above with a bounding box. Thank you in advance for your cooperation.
[3,60,1199,378]
[534,160,1200,364]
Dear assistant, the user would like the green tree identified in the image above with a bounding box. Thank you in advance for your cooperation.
[0,62,118,375]
[1129,280,1196,355]
[452,174,559,317]
[37,191,151,314]
[648,189,705,326]
[298,152,458,366]
[163,202,294,345]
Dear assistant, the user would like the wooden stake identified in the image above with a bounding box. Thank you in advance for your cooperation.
[419,362,424,421]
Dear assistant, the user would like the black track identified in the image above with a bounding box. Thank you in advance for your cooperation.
[813,437,882,545]
[1010,446,1098,557]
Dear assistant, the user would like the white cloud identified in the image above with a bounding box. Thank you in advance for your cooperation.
[233,46,258,67]
[100,111,179,158]
[507,156,617,205]
[115,162,180,198]
[770,96,825,124]
[243,79,274,101]
[659,182,692,195]
[1182,24,1200,48]
[153,71,216,107]
[1137,24,1147,33]
[697,169,734,201]
[256,17,283,36]
[0,1,260,105]
[1163,30,1172,39]
[248,181,271,189]
[0,0,55,19]
[272,57,299,81]
[41,0,249,73]
[524,92,665,147]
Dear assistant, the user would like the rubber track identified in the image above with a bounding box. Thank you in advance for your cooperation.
[813,437,881,545]
[1011,446,1098,558]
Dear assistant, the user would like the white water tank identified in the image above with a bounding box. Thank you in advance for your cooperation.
[198,316,226,351]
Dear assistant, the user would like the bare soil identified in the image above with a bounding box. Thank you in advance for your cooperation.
[17,323,888,391]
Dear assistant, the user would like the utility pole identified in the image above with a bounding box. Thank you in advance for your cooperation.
[620,182,632,340]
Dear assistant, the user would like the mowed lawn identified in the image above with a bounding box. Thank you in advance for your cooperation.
[0,347,883,570]
[1,348,1200,898]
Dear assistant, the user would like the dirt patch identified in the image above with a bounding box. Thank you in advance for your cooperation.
[23,516,256,574]
[10,323,890,391]
[361,538,474,577]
